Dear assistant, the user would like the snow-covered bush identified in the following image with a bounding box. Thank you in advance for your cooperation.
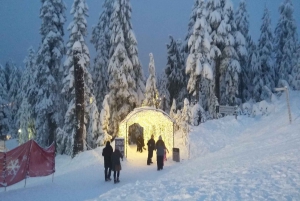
[190,103,207,126]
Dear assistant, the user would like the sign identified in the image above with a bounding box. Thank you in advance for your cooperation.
[219,106,237,115]
[115,138,124,156]
[172,148,180,162]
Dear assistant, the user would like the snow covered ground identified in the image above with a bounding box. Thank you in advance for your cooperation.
[1,91,300,201]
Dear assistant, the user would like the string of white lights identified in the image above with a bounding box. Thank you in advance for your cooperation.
[119,107,174,158]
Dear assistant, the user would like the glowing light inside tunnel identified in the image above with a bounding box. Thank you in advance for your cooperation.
[119,107,174,158]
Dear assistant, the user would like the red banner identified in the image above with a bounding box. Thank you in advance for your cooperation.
[0,140,55,187]
[28,141,55,177]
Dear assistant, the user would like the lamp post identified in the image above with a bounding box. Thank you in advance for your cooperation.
[274,86,292,124]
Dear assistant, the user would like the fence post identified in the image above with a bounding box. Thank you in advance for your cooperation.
[4,151,6,192]
[285,87,292,124]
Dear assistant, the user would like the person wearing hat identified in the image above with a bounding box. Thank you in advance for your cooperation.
[111,148,123,183]
[155,135,166,170]
[147,134,155,165]
[102,141,113,181]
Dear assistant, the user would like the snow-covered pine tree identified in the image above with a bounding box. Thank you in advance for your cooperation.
[18,48,36,144]
[183,0,201,63]
[27,0,66,147]
[103,0,145,138]
[7,63,21,138]
[292,45,300,90]
[165,36,186,109]
[221,1,243,106]
[274,0,298,87]
[0,65,10,138]
[90,0,113,112]
[179,98,191,146]
[2,61,21,138]
[169,99,177,120]
[143,53,159,108]
[186,0,214,118]
[235,0,251,102]
[156,72,170,112]
[254,7,275,102]
[180,98,191,126]
[58,0,101,155]
[242,36,256,101]
[206,0,242,106]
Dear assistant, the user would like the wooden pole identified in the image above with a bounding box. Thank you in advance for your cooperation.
[285,87,292,124]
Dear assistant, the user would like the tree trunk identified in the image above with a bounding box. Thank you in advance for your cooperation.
[215,57,221,103]
[73,48,84,157]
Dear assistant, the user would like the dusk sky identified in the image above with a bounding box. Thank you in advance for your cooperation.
[0,0,299,75]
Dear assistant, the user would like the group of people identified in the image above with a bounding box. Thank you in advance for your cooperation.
[147,135,168,170]
[102,135,168,184]
[102,141,123,184]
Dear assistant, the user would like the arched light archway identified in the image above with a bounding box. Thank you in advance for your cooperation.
[119,107,174,158]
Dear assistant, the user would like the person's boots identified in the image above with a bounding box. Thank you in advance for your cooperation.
[104,170,108,181]
[117,177,120,183]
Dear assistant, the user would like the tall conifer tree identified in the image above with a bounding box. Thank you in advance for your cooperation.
[143,53,159,107]
[28,0,66,147]
[91,0,113,112]
[102,0,145,138]
[274,0,298,87]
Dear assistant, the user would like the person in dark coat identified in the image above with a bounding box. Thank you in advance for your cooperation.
[136,135,141,152]
[147,134,155,165]
[102,141,113,181]
[140,135,145,152]
[155,135,166,171]
[137,135,145,153]
[111,148,123,183]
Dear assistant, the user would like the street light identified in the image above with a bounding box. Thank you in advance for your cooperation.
[274,86,292,124]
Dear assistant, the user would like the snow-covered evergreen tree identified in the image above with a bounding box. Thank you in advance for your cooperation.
[274,0,298,87]
[292,49,300,90]
[165,36,187,109]
[206,0,242,106]
[179,98,191,146]
[183,0,201,59]
[27,0,66,147]
[143,53,159,107]
[157,72,170,112]
[18,48,36,144]
[222,1,243,106]
[253,7,275,102]
[7,63,21,138]
[242,36,256,101]
[58,0,101,154]
[0,65,10,138]
[90,0,113,112]
[186,0,214,116]
[180,98,191,127]
[103,0,145,137]
[1,61,21,137]
[235,0,251,102]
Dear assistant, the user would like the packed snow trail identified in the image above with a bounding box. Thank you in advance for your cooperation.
[0,91,300,200]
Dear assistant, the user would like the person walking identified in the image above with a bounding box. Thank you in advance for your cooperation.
[137,135,142,152]
[147,134,155,165]
[111,148,123,183]
[155,135,166,171]
[102,141,113,181]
